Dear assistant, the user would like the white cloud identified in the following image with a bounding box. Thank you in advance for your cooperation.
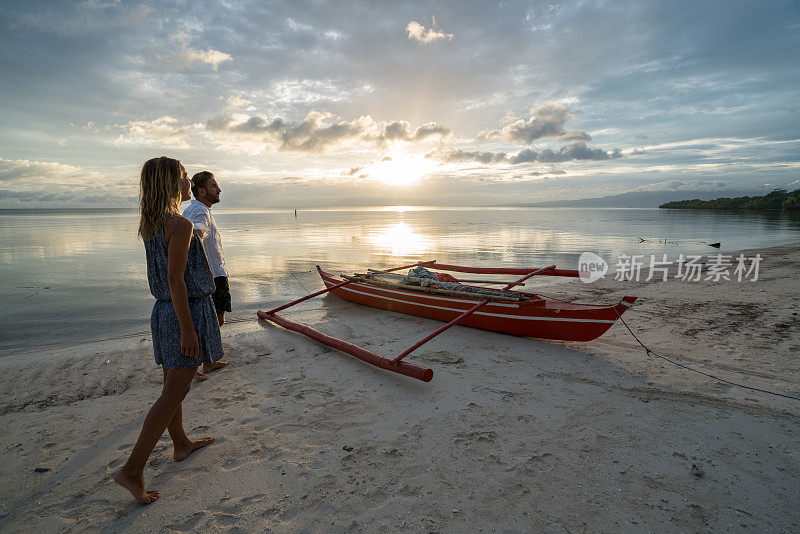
[114,116,204,148]
[155,32,233,71]
[0,157,102,185]
[406,18,453,44]
[268,79,354,104]
[180,47,232,70]
[160,46,230,71]
[224,95,253,110]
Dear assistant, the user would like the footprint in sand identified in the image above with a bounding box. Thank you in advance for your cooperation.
[415,350,465,365]
[106,457,124,471]
[164,511,207,532]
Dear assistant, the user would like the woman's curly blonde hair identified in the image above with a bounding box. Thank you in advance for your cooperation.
[138,156,185,240]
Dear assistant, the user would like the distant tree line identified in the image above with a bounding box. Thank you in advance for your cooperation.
[659,188,800,210]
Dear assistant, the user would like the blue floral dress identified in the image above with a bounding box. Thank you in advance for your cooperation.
[144,230,224,369]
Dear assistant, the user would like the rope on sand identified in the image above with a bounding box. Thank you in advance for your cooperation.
[615,312,800,402]
[290,270,314,292]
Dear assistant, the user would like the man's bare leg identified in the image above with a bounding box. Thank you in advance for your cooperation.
[113,366,202,503]
[193,371,208,382]
[201,311,229,373]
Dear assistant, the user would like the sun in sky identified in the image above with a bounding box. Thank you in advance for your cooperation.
[0,2,798,208]
[364,152,439,187]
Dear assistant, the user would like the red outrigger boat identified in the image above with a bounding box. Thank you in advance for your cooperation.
[258,261,636,382]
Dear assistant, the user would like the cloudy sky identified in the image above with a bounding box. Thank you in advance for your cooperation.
[1,0,799,207]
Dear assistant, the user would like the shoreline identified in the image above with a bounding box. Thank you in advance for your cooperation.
[1,242,799,531]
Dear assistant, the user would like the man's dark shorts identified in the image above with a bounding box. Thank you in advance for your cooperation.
[212,276,232,314]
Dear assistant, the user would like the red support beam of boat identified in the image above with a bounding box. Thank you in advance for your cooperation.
[257,310,433,382]
[261,260,435,316]
[389,298,492,366]
[500,265,556,290]
[430,262,581,278]
[389,265,557,366]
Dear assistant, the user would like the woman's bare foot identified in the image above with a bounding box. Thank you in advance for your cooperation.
[193,371,208,382]
[174,437,215,462]
[202,361,229,373]
[113,469,161,504]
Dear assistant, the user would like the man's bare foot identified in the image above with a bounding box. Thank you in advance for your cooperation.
[193,371,208,382]
[202,361,229,373]
[113,469,161,504]
[174,437,215,462]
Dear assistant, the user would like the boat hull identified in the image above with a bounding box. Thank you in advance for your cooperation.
[318,267,636,342]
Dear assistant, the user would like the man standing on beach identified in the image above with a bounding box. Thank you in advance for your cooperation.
[183,171,230,381]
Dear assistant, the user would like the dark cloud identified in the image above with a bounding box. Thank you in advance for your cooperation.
[537,142,620,162]
[381,121,450,142]
[561,130,592,142]
[509,149,537,164]
[530,170,566,176]
[435,142,621,165]
[480,103,590,144]
[383,121,409,140]
[429,149,507,164]
[203,111,450,153]
[412,122,451,140]
[343,166,363,176]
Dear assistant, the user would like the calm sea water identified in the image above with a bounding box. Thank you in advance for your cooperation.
[1,206,799,355]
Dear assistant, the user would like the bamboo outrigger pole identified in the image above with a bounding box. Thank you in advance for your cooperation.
[257,261,437,382]
[388,265,556,366]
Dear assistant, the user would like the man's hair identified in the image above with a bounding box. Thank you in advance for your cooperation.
[191,171,215,198]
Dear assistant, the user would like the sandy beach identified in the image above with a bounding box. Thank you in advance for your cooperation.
[1,243,798,533]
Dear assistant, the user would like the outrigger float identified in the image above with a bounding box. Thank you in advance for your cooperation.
[257,261,637,382]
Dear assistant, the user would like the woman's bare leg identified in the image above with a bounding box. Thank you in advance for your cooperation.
[113,366,198,503]
[165,384,215,462]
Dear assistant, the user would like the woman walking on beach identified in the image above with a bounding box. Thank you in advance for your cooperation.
[114,156,224,504]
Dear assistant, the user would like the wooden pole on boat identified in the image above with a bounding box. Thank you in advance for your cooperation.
[429,262,580,278]
[261,261,434,315]
[364,269,526,286]
[343,276,525,302]
[389,265,556,366]
[257,311,433,381]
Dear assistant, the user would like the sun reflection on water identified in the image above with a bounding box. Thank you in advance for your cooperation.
[368,221,435,256]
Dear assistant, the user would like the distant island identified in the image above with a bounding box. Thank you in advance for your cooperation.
[523,189,762,208]
[659,188,800,210]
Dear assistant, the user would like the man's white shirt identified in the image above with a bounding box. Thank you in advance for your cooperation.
[183,199,228,278]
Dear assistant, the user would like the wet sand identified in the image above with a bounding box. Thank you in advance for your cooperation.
[1,243,798,532]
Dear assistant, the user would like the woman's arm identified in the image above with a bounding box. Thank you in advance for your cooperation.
[166,216,199,358]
